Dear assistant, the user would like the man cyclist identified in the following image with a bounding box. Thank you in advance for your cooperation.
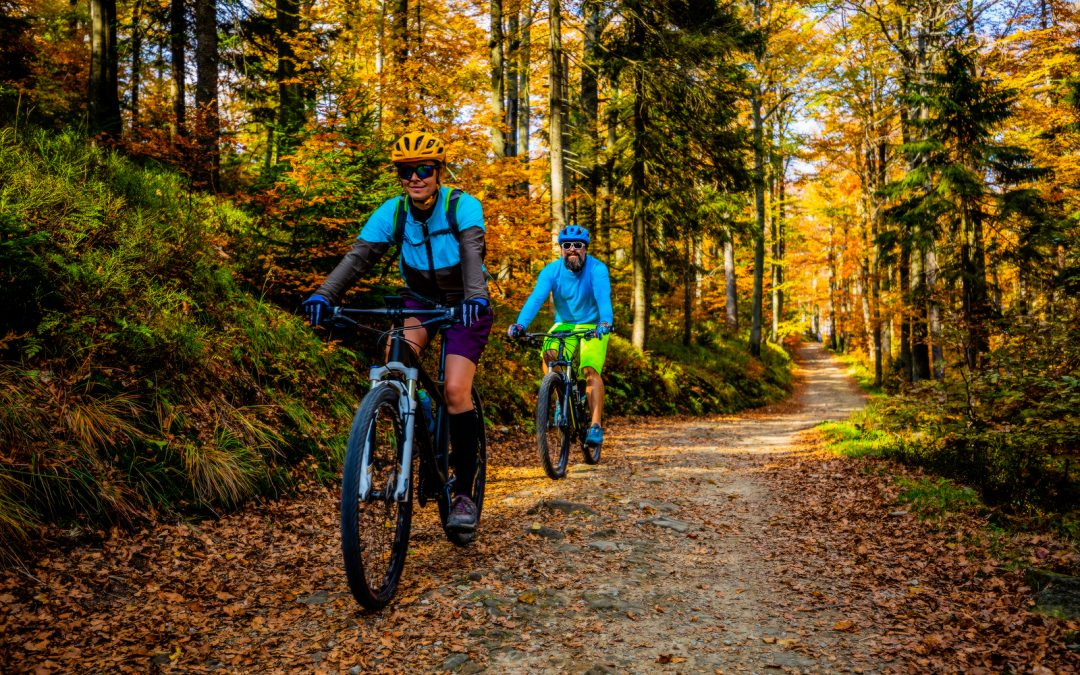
[507,225,613,447]
[302,131,490,534]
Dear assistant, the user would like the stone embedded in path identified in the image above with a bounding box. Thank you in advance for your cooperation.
[638,499,679,513]
[532,499,598,516]
[585,593,632,611]
[588,540,623,552]
[525,524,565,540]
[297,590,329,605]
[643,516,698,533]
[442,653,470,671]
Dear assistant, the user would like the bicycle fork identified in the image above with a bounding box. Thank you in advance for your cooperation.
[361,363,421,503]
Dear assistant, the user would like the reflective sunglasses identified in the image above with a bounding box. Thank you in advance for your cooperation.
[561,241,586,251]
[396,164,438,180]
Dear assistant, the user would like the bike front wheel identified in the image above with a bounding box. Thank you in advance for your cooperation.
[536,372,571,479]
[341,383,413,610]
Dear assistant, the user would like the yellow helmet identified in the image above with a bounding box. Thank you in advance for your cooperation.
[391,132,446,164]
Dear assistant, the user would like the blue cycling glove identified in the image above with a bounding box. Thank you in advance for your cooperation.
[460,298,490,328]
[302,294,331,326]
[507,323,525,339]
[594,321,613,337]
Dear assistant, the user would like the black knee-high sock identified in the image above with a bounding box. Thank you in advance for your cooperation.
[448,409,479,497]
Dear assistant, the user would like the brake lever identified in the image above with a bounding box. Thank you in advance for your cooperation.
[327,308,359,329]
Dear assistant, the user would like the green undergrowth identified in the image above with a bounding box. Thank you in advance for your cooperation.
[894,475,982,523]
[477,324,792,425]
[0,128,792,566]
[0,128,364,563]
[819,401,1080,548]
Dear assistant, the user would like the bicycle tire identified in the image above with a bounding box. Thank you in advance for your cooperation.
[440,387,488,546]
[536,372,571,479]
[340,384,413,610]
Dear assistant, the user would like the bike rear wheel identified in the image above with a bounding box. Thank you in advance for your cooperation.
[341,384,413,610]
[439,387,487,546]
[536,372,571,479]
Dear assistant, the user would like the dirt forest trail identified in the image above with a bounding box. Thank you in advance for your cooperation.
[2,343,1076,673]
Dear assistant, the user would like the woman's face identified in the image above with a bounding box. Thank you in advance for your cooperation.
[397,162,440,203]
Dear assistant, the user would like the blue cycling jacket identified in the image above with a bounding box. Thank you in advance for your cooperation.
[316,186,488,305]
[514,255,614,328]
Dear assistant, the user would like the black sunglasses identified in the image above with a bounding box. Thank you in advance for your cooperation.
[396,164,438,180]
[561,241,586,251]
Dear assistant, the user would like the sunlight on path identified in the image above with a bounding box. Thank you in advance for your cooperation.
[468,342,874,674]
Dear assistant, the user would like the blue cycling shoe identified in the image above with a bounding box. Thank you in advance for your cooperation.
[585,424,603,446]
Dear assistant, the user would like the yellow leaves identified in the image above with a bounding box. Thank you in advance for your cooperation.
[516,591,536,605]
[832,619,857,632]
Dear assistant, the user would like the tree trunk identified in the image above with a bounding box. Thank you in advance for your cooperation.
[871,136,885,386]
[828,254,839,351]
[194,0,219,189]
[898,250,912,381]
[599,82,617,262]
[683,233,694,346]
[170,0,186,137]
[89,0,121,138]
[630,61,648,350]
[130,0,143,129]
[548,0,566,237]
[579,0,600,233]
[927,243,944,379]
[724,233,738,330]
[375,0,385,132]
[506,3,519,157]
[770,153,786,342]
[911,240,931,381]
[277,0,304,160]
[517,0,531,172]
[749,85,766,357]
[490,0,505,157]
[961,205,989,369]
[391,0,407,117]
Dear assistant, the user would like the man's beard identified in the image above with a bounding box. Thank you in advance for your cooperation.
[563,253,585,272]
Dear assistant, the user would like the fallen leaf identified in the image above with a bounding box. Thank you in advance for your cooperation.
[518,591,536,605]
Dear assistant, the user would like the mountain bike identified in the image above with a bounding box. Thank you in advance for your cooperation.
[324,299,487,610]
[518,329,601,479]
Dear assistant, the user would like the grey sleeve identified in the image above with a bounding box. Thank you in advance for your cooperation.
[459,226,489,301]
[315,239,392,305]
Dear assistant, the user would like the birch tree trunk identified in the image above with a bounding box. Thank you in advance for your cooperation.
[517,0,531,171]
[725,234,738,330]
[548,0,566,237]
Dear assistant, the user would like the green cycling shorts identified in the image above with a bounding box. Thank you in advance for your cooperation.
[541,323,610,374]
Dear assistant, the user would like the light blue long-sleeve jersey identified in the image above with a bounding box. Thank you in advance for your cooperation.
[515,256,614,328]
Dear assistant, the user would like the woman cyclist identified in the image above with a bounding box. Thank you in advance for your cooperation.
[302,131,491,533]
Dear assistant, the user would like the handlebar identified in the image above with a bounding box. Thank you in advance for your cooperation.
[516,328,598,347]
[325,305,458,331]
